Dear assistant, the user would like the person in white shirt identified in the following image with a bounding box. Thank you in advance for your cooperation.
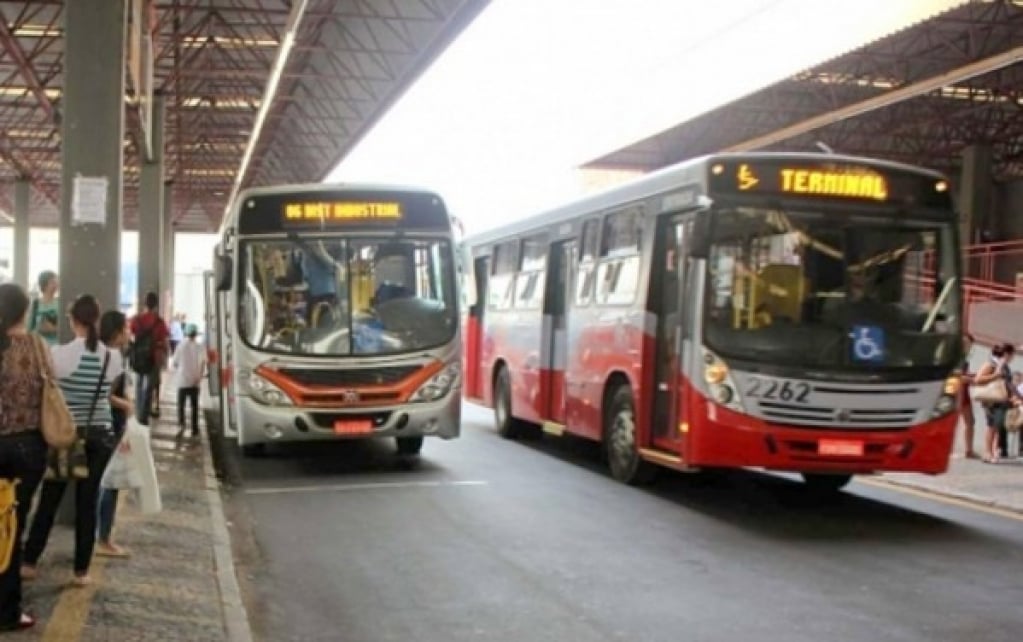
[172,324,206,438]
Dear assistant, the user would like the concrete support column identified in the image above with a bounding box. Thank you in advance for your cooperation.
[958,144,993,246]
[13,179,30,290]
[137,95,165,309]
[56,0,126,525]
[162,184,175,320]
[58,0,126,339]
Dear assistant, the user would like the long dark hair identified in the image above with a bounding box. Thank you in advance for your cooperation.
[0,283,30,353]
[100,310,127,346]
[70,294,101,351]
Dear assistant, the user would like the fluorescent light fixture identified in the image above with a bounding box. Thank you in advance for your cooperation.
[224,0,309,224]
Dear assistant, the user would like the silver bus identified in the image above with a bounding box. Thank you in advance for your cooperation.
[207,183,464,456]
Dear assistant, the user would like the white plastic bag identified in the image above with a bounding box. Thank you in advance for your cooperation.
[100,433,143,490]
[123,417,162,514]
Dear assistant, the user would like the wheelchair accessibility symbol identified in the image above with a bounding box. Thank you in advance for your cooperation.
[850,325,885,362]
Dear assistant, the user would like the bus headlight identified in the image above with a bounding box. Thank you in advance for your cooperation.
[701,349,744,413]
[410,362,461,403]
[244,370,294,406]
[930,377,960,418]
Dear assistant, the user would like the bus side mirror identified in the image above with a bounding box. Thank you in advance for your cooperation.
[689,217,710,259]
[214,255,233,291]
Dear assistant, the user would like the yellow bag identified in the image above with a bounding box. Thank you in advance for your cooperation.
[0,478,18,574]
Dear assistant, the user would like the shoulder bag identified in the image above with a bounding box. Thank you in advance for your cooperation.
[31,334,76,449]
[971,378,1008,405]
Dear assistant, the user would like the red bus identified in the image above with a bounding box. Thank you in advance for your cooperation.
[463,152,963,490]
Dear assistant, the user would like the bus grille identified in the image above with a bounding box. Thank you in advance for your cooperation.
[758,401,919,429]
[278,366,421,387]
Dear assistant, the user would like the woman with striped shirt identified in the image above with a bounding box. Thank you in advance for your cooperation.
[22,295,122,587]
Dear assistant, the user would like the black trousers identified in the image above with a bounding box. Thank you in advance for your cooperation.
[178,386,200,433]
[0,431,46,627]
[23,426,117,575]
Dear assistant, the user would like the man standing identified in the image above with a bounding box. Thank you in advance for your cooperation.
[172,324,206,437]
[129,292,170,425]
[28,270,59,345]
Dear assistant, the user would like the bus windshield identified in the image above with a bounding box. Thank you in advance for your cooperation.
[238,236,457,356]
[702,206,960,371]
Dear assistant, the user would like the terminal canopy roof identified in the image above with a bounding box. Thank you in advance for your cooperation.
[0,0,488,231]
[584,0,1023,184]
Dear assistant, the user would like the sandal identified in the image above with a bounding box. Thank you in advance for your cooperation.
[964,451,980,459]
[95,543,131,558]
[0,612,36,631]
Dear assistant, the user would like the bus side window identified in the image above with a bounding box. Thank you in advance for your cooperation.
[575,264,595,305]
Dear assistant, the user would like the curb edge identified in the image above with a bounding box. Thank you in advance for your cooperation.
[199,429,254,642]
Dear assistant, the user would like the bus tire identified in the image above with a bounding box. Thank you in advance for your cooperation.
[396,436,424,456]
[494,366,522,439]
[801,473,852,493]
[241,443,266,458]
[604,385,657,485]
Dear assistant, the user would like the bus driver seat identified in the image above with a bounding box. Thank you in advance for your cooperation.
[372,252,414,306]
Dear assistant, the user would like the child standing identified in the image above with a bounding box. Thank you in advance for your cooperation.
[172,324,205,438]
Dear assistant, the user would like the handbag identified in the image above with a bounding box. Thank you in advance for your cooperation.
[44,352,110,481]
[971,378,1008,405]
[1006,407,1023,433]
[0,478,17,573]
[31,334,76,449]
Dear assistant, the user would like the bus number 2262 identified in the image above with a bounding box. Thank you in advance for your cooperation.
[745,378,810,403]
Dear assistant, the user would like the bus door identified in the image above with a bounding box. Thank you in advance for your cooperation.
[464,256,489,400]
[652,217,689,450]
[203,271,221,399]
[543,239,576,424]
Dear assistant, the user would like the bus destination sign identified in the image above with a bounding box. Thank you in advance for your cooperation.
[736,163,887,200]
[710,158,951,209]
[283,201,403,223]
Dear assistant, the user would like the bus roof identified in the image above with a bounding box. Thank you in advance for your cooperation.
[465,151,949,248]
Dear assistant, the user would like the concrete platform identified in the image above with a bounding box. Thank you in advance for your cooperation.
[17,393,249,642]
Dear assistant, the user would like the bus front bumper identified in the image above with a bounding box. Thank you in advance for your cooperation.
[235,390,461,446]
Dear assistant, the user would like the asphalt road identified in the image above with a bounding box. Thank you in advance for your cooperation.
[214,403,1023,642]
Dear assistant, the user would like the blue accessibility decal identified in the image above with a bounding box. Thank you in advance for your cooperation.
[850,325,885,363]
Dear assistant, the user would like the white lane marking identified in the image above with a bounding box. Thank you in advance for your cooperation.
[244,479,489,495]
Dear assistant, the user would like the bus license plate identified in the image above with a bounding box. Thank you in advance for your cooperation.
[334,419,373,435]
[818,439,864,456]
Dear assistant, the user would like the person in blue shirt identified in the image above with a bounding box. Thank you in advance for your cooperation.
[300,244,346,327]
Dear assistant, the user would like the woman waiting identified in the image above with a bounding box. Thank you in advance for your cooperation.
[21,295,123,586]
[96,310,134,558]
[973,343,1014,463]
[0,284,49,631]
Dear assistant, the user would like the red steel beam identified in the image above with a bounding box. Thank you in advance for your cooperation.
[0,18,59,125]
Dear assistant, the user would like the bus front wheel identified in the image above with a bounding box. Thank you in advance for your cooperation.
[396,436,424,456]
[605,385,657,486]
[241,443,266,458]
[494,367,522,439]
[801,473,852,493]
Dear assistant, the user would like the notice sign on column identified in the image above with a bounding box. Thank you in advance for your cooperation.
[72,176,108,226]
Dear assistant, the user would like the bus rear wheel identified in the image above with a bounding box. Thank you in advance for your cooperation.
[801,473,852,493]
[396,436,424,456]
[494,366,522,439]
[605,385,657,486]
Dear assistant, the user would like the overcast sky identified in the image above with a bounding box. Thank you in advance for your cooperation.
[328,0,964,235]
